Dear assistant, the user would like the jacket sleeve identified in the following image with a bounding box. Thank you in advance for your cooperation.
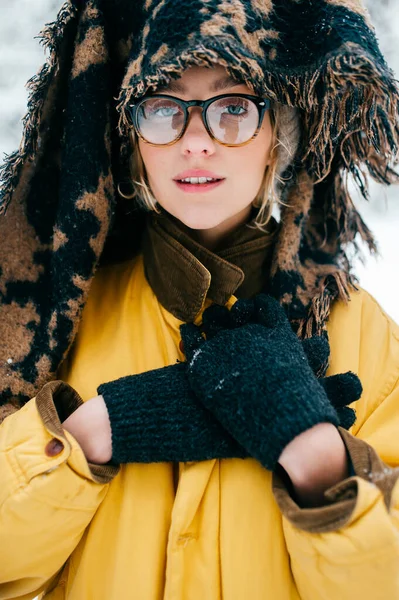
[272,291,399,600]
[0,380,119,600]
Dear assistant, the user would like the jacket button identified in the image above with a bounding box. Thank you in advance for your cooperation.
[179,340,185,355]
[45,438,64,457]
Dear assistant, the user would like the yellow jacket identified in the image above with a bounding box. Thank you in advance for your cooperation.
[1,226,399,599]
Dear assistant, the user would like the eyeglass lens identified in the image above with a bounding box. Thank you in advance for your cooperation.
[136,96,260,145]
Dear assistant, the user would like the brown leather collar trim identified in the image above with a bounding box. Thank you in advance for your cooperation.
[142,211,278,322]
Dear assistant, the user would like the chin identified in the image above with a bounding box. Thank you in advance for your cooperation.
[161,200,224,228]
[173,210,227,232]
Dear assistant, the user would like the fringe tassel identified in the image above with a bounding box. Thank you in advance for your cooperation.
[333,169,378,253]
[0,1,78,216]
[296,270,355,339]
[297,50,399,188]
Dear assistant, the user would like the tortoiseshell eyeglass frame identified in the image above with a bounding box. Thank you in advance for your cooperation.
[126,93,272,147]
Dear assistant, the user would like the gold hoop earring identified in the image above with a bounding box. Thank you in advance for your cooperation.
[117,181,136,199]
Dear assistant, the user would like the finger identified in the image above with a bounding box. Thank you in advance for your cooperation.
[201,304,233,339]
[321,372,363,407]
[179,323,205,359]
[253,294,288,328]
[229,298,255,327]
[301,335,330,375]
[336,406,357,430]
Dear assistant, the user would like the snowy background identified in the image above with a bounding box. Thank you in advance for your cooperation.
[1,1,398,322]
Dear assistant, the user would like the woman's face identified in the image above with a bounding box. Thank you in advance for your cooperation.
[138,65,273,248]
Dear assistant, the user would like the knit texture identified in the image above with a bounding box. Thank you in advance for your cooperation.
[97,297,360,465]
[181,295,341,470]
[0,0,397,417]
[299,337,361,430]
[98,362,247,464]
[319,373,361,430]
[217,297,362,429]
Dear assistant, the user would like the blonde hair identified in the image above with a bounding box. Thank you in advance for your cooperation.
[123,106,289,231]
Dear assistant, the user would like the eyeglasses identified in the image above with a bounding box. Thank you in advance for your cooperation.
[126,93,271,147]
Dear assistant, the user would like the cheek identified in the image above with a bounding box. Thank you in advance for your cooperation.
[138,141,156,178]
[138,142,170,189]
[231,117,273,178]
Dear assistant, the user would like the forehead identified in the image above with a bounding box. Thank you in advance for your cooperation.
[156,65,250,95]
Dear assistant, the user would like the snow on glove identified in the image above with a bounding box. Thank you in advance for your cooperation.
[201,299,362,430]
[180,294,340,471]
[97,362,247,464]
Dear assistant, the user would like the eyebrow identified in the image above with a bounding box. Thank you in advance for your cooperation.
[157,75,243,94]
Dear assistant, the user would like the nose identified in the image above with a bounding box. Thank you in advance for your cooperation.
[180,107,216,156]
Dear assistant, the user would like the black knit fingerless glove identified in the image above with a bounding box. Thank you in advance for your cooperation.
[210,297,362,431]
[301,337,361,430]
[98,297,361,465]
[97,362,247,464]
[180,294,341,471]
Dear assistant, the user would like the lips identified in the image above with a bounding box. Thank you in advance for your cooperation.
[173,169,225,181]
[173,169,226,193]
[174,179,225,193]
[177,176,221,184]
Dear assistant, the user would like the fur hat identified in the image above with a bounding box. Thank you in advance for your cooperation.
[0,0,397,413]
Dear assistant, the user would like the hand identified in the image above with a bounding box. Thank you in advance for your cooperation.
[201,297,362,429]
[97,363,247,464]
[180,294,340,471]
[300,336,362,429]
[62,395,112,464]
[278,423,349,507]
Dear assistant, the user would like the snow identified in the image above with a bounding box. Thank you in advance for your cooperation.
[189,348,203,368]
[1,1,398,322]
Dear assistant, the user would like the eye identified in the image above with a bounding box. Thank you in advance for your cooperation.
[225,104,246,115]
[140,99,181,119]
[154,105,179,118]
[214,97,250,118]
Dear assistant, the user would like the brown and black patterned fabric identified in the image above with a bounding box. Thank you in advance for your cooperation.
[0,0,398,416]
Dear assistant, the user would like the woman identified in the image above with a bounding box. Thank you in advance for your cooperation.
[0,0,399,598]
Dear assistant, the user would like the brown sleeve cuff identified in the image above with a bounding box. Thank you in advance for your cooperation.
[338,427,399,510]
[36,380,119,484]
[272,427,399,533]
[272,471,358,533]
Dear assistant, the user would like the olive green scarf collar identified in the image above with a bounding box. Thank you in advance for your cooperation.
[142,209,279,321]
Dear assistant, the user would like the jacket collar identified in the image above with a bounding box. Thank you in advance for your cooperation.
[142,208,279,322]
